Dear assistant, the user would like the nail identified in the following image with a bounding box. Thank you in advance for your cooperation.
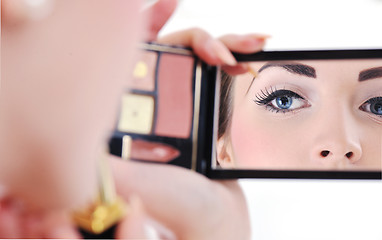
[209,39,237,66]
[144,222,160,240]
[240,34,270,50]
[145,218,177,240]
[247,33,272,40]
[128,195,177,240]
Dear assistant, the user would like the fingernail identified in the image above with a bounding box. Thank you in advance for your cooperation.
[242,34,270,49]
[144,222,160,240]
[144,218,177,240]
[248,33,272,40]
[128,195,177,240]
[209,39,237,66]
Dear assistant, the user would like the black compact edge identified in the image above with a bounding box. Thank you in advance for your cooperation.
[232,49,382,61]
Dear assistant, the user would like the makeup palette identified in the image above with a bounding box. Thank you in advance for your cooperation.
[109,43,219,173]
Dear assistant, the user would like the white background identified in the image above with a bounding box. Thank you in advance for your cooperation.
[161,0,382,239]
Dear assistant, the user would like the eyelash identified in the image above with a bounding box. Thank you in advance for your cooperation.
[254,87,309,113]
[254,88,382,117]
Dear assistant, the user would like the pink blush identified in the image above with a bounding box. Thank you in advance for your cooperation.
[155,54,193,139]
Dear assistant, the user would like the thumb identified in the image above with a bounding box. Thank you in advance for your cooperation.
[116,195,176,240]
[142,0,178,41]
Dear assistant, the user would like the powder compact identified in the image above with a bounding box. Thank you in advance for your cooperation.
[109,45,382,180]
[109,43,219,174]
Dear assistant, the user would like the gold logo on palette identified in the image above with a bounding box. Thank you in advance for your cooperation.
[133,61,148,78]
[118,93,154,134]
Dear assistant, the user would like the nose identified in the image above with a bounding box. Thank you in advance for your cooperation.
[317,146,361,163]
[310,108,362,168]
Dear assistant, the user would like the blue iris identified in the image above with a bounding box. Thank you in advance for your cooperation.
[371,101,382,115]
[275,96,293,109]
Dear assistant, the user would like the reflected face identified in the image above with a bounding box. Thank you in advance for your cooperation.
[218,59,382,170]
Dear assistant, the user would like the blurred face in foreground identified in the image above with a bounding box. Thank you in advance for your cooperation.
[1,0,144,210]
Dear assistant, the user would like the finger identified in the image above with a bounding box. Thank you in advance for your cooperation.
[157,28,237,66]
[218,33,270,53]
[222,63,251,75]
[110,156,247,240]
[143,0,178,41]
[219,34,269,75]
[116,195,147,239]
[116,195,176,240]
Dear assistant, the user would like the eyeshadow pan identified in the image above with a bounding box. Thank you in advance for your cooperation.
[130,51,157,91]
[155,54,193,139]
[118,93,154,134]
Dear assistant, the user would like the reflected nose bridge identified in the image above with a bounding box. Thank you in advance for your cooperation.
[311,101,362,163]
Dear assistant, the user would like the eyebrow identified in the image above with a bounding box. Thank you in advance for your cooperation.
[359,67,382,81]
[258,62,317,78]
[245,62,316,95]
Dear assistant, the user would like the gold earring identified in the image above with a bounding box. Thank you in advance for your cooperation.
[73,146,127,238]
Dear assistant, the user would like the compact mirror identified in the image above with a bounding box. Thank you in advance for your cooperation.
[210,50,382,179]
[109,45,382,179]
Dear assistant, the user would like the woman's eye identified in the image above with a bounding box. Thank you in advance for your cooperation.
[254,89,309,113]
[360,97,382,116]
[270,95,306,110]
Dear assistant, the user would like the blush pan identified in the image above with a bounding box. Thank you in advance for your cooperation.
[155,54,193,139]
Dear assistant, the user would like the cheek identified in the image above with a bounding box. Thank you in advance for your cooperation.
[230,108,307,169]
[230,108,278,168]
[359,124,382,169]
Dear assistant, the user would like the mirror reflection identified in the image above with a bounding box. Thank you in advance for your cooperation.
[215,59,382,171]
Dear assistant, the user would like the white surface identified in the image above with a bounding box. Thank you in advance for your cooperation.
[240,179,382,240]
[161,0,382,50]
[161,0,382,239]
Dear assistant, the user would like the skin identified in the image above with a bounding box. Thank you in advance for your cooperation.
[218,60,382,171]
[0,0,268,238]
